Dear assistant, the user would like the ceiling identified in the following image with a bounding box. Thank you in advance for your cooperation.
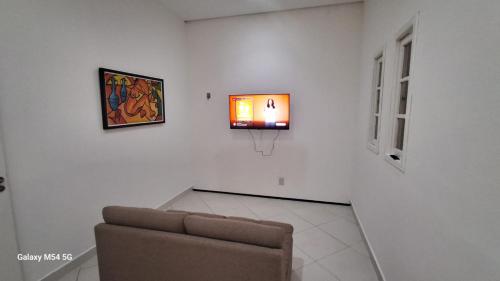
[161,0,363,21]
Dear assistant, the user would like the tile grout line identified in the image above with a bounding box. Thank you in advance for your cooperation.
[315,261,343,281]
[315,246,357,281]
[74,267,82,281]
[192,191,215,213]
[312,235,350,262]
[315,245,378,281]
[239,199,262,219]
[316,223,364,246]
[293,243,315,262]
[294,218,350,250]
[288,206,343,227]
[79,264,98,270]
[231,194,271,219]
[168,191,372,281]
[348,241,371,258]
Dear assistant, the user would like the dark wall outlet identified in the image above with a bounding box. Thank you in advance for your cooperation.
[279,177,285,186]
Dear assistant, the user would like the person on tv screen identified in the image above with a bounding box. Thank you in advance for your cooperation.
[264,98,277,127]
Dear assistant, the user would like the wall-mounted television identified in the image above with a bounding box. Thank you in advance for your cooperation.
[229,94,290,130]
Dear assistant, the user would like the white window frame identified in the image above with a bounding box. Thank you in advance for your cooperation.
[385,15,419,172]
[367,50,385,154]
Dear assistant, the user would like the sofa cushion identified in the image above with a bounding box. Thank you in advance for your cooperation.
[103,206,187,233]
[184,215,286,249]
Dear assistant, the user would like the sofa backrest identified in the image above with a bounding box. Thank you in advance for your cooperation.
[184,215,286,249]
[168,210,293,234]
[102,207,293,249]
[226,216,294,234]
[103,206,188,233]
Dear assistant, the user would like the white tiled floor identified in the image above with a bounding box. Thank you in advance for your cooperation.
[58,190,379,281]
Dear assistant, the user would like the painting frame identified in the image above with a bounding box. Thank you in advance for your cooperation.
[99,68,165,130]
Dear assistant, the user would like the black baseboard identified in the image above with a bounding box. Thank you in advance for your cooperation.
[192,188,351,206]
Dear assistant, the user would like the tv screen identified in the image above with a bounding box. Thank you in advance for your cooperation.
[229,94,290,130]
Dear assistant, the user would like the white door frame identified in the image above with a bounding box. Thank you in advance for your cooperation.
[0,118,24,281]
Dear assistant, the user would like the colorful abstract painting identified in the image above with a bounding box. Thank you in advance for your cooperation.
[99,68,165,129]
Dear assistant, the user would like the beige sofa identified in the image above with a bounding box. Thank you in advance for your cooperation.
[95,206,293,281]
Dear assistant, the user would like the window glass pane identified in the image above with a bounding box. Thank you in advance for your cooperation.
[402,41,412,78]
[399,81,408,114]
[395,118,405,150]
[374,116,379,140]
[377,61,383,87]
[375,90,381,114]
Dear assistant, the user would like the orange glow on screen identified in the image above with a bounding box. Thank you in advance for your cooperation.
[235,98,253,121]
[229,94,290,129]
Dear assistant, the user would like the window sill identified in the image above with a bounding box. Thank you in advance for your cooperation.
[384,154,405,172]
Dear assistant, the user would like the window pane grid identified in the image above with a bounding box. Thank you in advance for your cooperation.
[388,28,414,164]
[399,76,409,83]
[395,118,405,150]
[374,116,379,140]
[402,41,412,78]
[375,90,381,114]
[398,81,409,114]
[377,61,383,87]
[368,53,384,151]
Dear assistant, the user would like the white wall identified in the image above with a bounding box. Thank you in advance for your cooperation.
[4,0,497,280]
[0,0,192,280]
[352,0,500,281]
[187,3,363,203]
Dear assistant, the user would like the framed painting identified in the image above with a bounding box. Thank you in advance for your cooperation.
[99,68,165,129]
